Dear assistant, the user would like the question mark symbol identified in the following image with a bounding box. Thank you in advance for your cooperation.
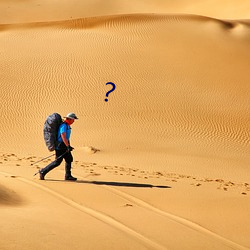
[105,82,116,102]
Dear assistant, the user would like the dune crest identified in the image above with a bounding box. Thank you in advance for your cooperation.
[1,13,250,30]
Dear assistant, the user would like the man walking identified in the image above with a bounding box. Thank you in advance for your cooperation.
[39,112,78,181]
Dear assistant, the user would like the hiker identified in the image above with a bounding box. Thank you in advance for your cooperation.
[39,112,78,181]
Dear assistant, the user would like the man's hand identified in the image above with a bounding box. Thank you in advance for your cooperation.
[67,146,74,152]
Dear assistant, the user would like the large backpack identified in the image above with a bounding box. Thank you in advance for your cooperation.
[43,113,63,151]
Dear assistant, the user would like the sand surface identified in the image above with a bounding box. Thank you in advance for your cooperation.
[1,1,250,250]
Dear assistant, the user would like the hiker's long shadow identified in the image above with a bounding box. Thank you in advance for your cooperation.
[77,180,171,189]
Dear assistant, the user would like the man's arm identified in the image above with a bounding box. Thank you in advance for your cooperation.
[61,132,69,147]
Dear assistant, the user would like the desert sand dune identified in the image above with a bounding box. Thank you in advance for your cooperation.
[1,14,249,179]
[0,2,250,250]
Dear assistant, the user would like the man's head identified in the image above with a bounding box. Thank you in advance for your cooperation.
[64,112,78,125]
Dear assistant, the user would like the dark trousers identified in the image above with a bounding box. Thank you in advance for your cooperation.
[41,149,73,177]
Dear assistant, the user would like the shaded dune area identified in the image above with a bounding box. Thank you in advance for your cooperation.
[0,183,23,206]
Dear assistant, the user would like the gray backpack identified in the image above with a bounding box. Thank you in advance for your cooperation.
[43,113,63,151]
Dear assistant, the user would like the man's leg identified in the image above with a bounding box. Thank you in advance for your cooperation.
[39,150,64,179]
[64,152,77,181]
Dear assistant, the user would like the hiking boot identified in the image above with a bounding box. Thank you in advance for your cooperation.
[39,170,45,180]
[65,175,77,181]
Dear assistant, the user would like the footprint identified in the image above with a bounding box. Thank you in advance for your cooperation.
[124,203,133,207]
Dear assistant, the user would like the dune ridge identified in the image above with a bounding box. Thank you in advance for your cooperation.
[1,13,250,30]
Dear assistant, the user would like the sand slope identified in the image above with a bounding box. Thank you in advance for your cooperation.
[0,8,250,250]
[1,14,250,179]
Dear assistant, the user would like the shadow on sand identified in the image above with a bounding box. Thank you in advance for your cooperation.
[46,179,171,189]
[77,180,171,189]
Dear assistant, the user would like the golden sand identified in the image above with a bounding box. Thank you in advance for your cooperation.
[0,1,250,249]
